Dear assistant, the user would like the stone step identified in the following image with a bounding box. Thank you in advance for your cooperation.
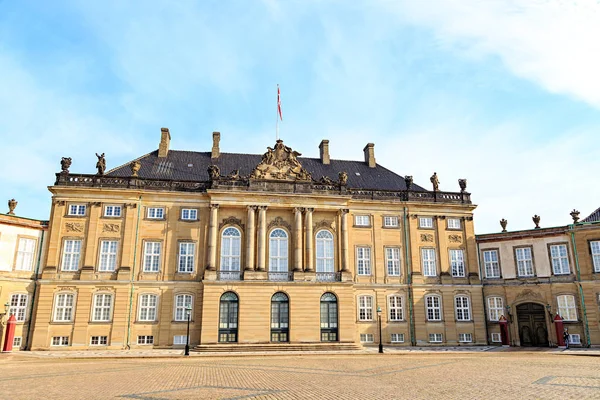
[193,343,363,352]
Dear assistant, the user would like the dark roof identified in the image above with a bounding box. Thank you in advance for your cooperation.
[107,150,427,192]
[582,206,600,223]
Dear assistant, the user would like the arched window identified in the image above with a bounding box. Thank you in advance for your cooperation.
[219,292,239,342]
[220,227,241,277]
[269,229,288,273]
[320,292,338,342]
[316,230,334,273]
[271,292,289,342]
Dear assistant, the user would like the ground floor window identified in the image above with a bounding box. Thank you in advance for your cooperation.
[360,333,374,343]
[219,292,239,343]
[13,337,22,348]
[458,333,472,343]
[173,335,188,345]
[429,333,443,343]
[390,333,404,343]
[271,292,289,343]
[137,336,154,345]
[569,334,581,345]
[90,336,108,346]
[52,336,69,346]
[491,333,501,343]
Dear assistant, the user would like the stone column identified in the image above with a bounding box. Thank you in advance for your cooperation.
[245,206,256,271]
[340,209,349,272]
[207,204,219,270]
[256,206,267,271]
[294,207,303,272]
[304,208,314,272]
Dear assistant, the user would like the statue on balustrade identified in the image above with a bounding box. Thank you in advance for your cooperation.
[95,153,106,175]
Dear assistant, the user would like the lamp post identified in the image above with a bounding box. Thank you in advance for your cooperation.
[184,306,192,356]
[377,306,383,354]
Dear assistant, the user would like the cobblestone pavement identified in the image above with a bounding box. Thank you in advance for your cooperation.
[1,352,599,399]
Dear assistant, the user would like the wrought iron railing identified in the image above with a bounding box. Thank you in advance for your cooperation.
[217,271,243,281]
[315,272,342,282]
[268,272,293,281]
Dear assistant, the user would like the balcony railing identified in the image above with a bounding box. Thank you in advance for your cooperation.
[316,272,342,282]
[268,272,293,281]
[217,271,242,281]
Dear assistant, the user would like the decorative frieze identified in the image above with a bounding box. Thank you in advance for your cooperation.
[102,223,120,233]
[420,233,434,242]
[65,222,84,232]
[448,234,462,243]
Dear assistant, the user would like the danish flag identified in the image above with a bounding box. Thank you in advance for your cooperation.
[277,85,283,121]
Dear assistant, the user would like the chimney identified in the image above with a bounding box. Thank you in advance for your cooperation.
[319,140,330,165]
[211,131,221,159]
[158,127,171,158]
[363,143,376,168]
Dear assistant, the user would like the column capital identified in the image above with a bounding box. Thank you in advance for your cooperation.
[339,208,349,215]
[247,205,258,211]
[209,204,220,209]
[257,205,268,211]
[294,207,303,213]
[304,207,315,213]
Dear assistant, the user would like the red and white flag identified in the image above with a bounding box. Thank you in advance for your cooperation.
[277,85,283,121]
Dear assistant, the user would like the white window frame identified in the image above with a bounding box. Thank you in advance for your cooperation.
[147,207,165,219]
[358,295,373,321]
[356,247,371,275]
[425,295,442,321]
[483,250,500,278]
[487,297,504,322]
[429,333,443,343]
[269,229,289,273]
[68,204,86,216]
[455,296,471,321]
[421,248,437,276]
[419,217,433,229]
[13,336,22,348]
[450,249,465,277]
[9,293,28,322]
[354,215,370,227]
[390,333,404,343]
[92,293,113,322]
[174,294,193,322]
[383,216,399,227]
[15,238,36,271]
[360,333,374,343]
[173,335,188,345]
[447,218,461,229]
[458,333,473,343]
[550,244,570,275]
[388,295,403,321]
[90,336,108,346]
[51,336,70,346]
[53,293,75,322]
[143,242,161,272]
[315,230,335,273]
[491,333,501,343]
[137,335,154,345]
[181,208,197,221]
[138,294,158,322]
[221,227,242,272]
[569,334,581,345]
[557,295,577,321]
[385,247,401,276]
[591,241,600,272]
[177,242,195,273]
[98,240,118,272]
[61,240,82,271]
[515,247,534,277]
[104,205,122,217]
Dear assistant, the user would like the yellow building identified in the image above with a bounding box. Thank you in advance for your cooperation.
[28,129,485,350]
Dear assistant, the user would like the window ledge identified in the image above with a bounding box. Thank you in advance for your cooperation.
[353,225,372,229]
[88,321,113,324]
[179,219,199,223]
[50,321,74,325]
[135,321,159,325]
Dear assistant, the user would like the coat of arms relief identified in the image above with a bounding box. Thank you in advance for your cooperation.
[252,140,312,181]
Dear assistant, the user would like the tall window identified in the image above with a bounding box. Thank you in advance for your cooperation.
[425,295,442,321]
[550,244,570,275]
[61,240,82,271]
[591,241,600,272]
[174,294,193,321]
[316,230,334,272]
[219,292,238,343]
[99,240,118,272]
[557,295,577,321]
[269,229,288,272]
[178,243,195,273]
[220,227,241,271]
[320,293,338,342]
[68,204,86,216]
[389,295,403,321]
[515,247,534,277]
[138,294,158,322]
[358,295,373,321]
[487,297,504,321]
[9,294,28,322]
[455,296,471,321]
[15,238,36,271]
[450,249,465,277]
[483,250,500,278]
[54,293,75,322]
[92,294,112,322]
[356,247,371,275]
[421,248,437,276]
[386,248,401,276]
[271,292,289,342]
[143,242,161,272]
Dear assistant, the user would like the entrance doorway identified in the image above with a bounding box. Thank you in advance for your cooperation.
[516,303,548,347]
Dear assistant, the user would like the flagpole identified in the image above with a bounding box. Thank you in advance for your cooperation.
[276,84,279,141]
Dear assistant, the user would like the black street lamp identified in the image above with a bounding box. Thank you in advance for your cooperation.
[377,306,383,354]
[184,306,192,356]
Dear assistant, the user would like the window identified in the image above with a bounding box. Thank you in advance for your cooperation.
[316,230,335,273]
[174,294,193,321]
[425,295,442,321]
[143,242,161,272]
[271,292,289,342]
[458,333,472,343]
[384,216,398,227]
[550,244,570,275]
[147,207,164,219]
[320,293,338,342]
[569,334,581,345]
[178,242,195,273]
[355,215,370,226]
[181,209,197,220]
[389,295,403,321]
[358,296,373,321]
[591,241,600,272]
[68,204,86,216]
[61,240,82,271]
[220,227,241,272]
[386,248,400,276]
[515,247,534,277]
[9,294,28,322]
[138,294,158,322]
[104,205,121,217]
[13,337,22,348]
[54,293,75,322]
[173,335,188,345]
[92,294,112,322]
[360,333,374,343]
[219,292,239,343]
[557,295,577,321]
[487,297,504,321]
[391,333,404,343]
[90,336,108,346]
[419,217,433,228]
[447,218,461,229]
[421,248,436,276]
[491,333,501,343]
[52,336,69,346]
[483,250,500,278]
[137,336,154,345]
[99,240,118,272]
[269,229,288,273]
[429,333,443,343]
[450,249,465,277]
[15,238,36,271]
[455,296,471,321]
[356,247,371,275]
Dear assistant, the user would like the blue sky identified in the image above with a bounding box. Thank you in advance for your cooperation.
[1,0,599,233]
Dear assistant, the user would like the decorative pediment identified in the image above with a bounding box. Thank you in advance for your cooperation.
[267,217,292,231]
[516,289,543,301]
[251,140,312,181]
[314,220,335,231]
[219,216,244,230]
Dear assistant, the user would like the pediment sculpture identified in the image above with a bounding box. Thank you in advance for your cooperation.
[252,140,312,181]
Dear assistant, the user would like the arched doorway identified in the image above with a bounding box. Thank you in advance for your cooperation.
[271,292,289,342]
[320,293,338,342]
[219,292,238,343]
[516,303,548,347]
